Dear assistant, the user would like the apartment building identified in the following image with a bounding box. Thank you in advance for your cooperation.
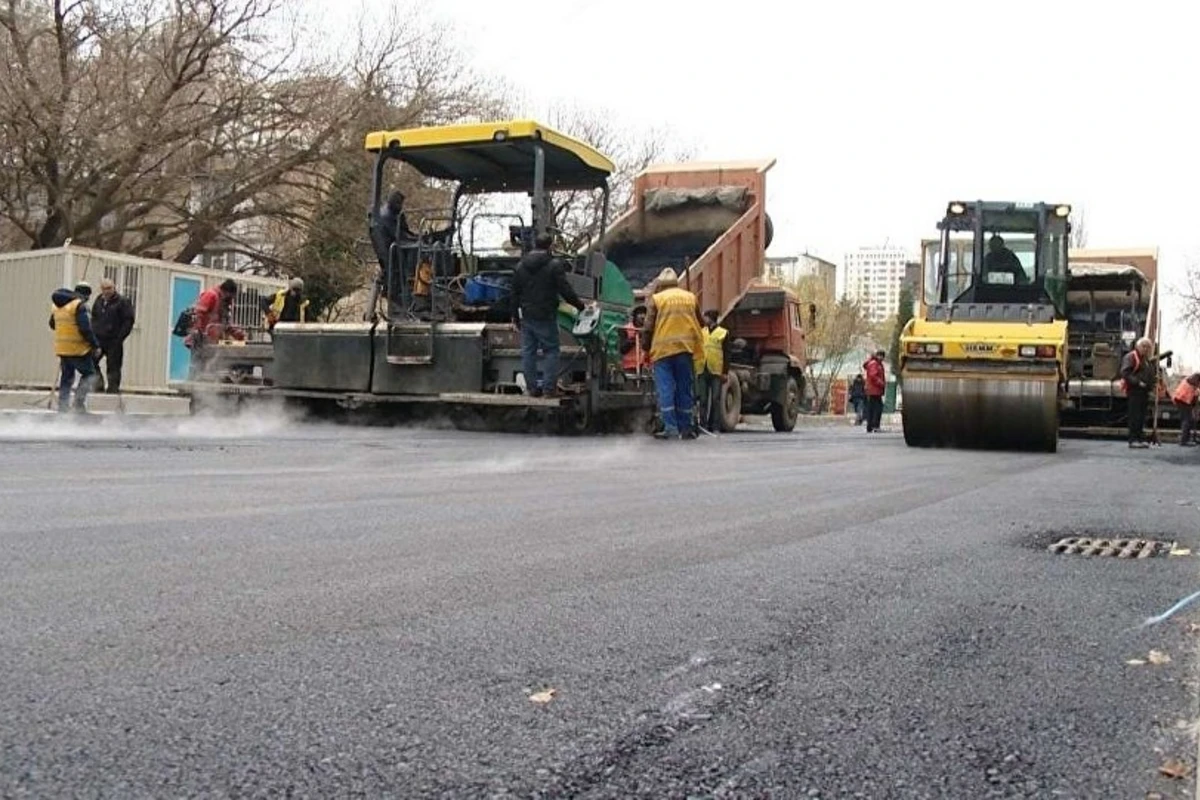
[766,253,837,298]
[842,245,913,324]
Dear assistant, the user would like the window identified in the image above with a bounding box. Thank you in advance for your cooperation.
[102,264,141,314]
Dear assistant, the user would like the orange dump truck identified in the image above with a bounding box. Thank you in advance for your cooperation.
[601,161,810,431]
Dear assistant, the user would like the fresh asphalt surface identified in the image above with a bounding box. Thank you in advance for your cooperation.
[2,411,1200,799]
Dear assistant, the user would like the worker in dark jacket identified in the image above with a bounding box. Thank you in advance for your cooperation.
[91,278,136,394]
[1121,337,1157,448]
[849,373,867,425]
[261,278,309,331]
[510,234,586,397]
[48,283,101,413]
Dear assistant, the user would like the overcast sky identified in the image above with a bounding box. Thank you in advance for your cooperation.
[307,0,1199,355]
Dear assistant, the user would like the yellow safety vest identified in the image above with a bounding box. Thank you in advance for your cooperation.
[649,287,703,363]
[698,325,728,375]
[268,289,309,323]
[51,298,93,357]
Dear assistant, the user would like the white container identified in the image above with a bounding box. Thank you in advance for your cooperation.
[0,246,286,394]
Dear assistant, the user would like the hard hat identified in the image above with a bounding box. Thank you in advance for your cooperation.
[74,282,92,298]
[656,268,679,287]
[289,277,304,290]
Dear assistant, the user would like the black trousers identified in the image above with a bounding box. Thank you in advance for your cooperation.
[1127,389,1148,442]
[866,396,884,431]
[1177,401,1196,444]
[97,339,125,393]
[698,372,722,432]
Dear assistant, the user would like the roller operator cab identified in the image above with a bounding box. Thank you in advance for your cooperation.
[899,201,1071,452]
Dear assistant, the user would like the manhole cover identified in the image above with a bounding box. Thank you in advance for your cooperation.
[1048,537,1174,558]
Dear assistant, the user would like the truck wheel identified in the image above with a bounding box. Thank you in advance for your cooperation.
[771,376,801,432]
[719,377,742,432]
[764,213,775,250]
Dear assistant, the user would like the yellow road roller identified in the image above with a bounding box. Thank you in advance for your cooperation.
[899,200,1071,452]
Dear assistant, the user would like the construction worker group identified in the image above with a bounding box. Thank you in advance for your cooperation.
[51,276,310,411]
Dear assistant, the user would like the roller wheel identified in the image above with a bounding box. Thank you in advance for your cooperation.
[719,377,742,432]
[764,213,774,250]
[771,375,801,432]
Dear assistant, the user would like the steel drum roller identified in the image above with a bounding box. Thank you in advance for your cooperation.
[901,369,1059,452]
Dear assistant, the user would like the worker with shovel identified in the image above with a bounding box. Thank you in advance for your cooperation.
[1121,337,1156,449]
[643,267,705,440]
[1172,373,1200,447]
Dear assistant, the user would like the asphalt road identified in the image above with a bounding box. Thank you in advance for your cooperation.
[2,410,1199,799]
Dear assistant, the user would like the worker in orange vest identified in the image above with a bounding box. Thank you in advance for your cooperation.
[619,305,649,375]
[1120,337,1156,448]
[1171,373,1200,447]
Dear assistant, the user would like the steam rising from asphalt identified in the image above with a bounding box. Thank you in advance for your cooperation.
[0,405,656,477]
[0,403,297,441]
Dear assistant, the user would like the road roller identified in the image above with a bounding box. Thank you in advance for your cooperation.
[899,200,1072,452]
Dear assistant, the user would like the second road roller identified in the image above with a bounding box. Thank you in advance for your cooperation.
[899,200,1072,452]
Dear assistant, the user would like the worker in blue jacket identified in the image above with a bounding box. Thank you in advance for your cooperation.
[48,283,101,413]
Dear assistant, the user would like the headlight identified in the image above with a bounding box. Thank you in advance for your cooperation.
[905,342,942,355]
[1055,204,1071,217]
[949,202,965,215]
[1019,344,1057,358]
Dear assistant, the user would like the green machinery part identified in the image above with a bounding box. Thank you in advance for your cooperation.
[556,260,635,361]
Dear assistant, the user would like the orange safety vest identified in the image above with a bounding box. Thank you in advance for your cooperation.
[621,322,648,371]
[1122,351,1142,394]
[1173,380,1198,406]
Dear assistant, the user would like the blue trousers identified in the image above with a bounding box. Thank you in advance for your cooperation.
[520,318,560,393]
[58,355,96,412]
[653,352,695,435]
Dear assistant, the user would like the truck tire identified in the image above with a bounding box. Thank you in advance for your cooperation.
[719,377,742,432]
[764,214,775,250]
[771,375,801,432]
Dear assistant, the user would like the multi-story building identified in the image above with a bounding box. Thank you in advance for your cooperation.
[766,253,837,298]
[842,245,913,324]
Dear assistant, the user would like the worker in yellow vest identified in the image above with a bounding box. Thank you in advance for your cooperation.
[48,283,102,413]
[642,267,705,439]
[262,278,309,331]
[696,309,732,433]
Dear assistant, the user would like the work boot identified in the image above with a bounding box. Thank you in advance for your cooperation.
[681,429,698,441]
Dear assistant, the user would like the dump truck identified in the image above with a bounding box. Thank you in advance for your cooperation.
[178,121,807,433]
[601,161,808,431]
[899,200,1072,452]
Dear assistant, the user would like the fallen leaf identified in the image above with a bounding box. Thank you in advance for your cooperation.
[1159,758,1191,779]
[1146,791,1165,799]
[1149,650,1172,665]
[529,689,557,704]
[1188,622,1200,635]
[1169,548,1192,557]
[1126,659,1147,666]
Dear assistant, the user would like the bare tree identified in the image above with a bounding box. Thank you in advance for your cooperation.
[1069,206,1088,248]
[1176,253,1200,332]
[0,0,495,275]
[543,105,693,252]
[791,275,871,411]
